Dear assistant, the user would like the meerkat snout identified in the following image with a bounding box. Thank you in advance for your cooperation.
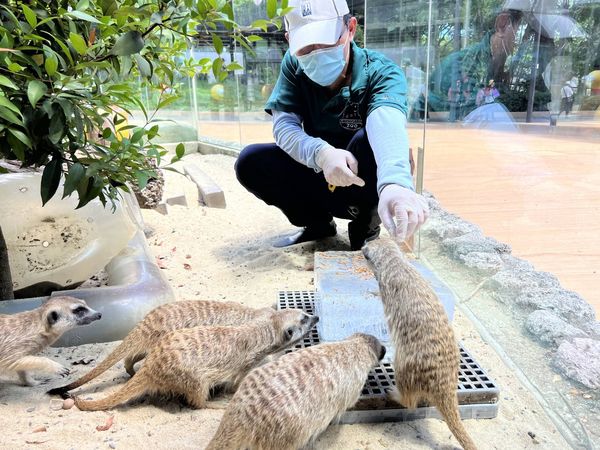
[45,300,102,332]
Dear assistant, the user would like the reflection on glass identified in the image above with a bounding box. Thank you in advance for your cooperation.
[365,1,600,447]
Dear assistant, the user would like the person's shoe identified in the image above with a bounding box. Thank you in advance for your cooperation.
[273,221,337,248]
[348,220,381,251]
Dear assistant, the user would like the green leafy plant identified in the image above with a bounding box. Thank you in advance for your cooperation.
[0,0,288,299]
[0,0,287,207]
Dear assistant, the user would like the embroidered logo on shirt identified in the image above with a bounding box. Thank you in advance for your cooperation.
[301,1,312,16]
[339,101,363,131]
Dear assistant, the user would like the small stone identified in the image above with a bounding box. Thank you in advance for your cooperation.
[460,251,504,274]
[63,398,75,410]
[442,232,511,258]
[49,399,64,411]
[109,443,116,449]
[485,269,561,303]
[525,310,586,346]
[516,289,595,325]
[528,431,536,439]
[554,338,600,389]
[26,407,35,413]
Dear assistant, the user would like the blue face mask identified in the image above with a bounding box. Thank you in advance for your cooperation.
[296,37,349,86]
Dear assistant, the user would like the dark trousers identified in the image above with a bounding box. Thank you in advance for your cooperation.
[235,129,380,231]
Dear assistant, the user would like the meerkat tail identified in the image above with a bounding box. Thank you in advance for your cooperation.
[48,337,141,395]
[436,396,478,450]
[73,371,151,411]
[205,429,244,450]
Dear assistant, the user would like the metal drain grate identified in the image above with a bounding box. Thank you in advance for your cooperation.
[278,290,499,423]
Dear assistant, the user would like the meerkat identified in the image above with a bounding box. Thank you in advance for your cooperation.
[48,300,277,396]
[362,237,477,450]
[72,308,318,411]
[206,333,385,450]
[0,296,102,386]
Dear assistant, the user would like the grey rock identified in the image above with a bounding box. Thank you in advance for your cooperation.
[485,268,561,303]
[460,252,504,274]
[442,232,511,259]
[500,254,535,272]
[525,310,587,345]
[422,212,482,242]
[553,338,600,389]
[583,321,600,339]
[516,288,596,325]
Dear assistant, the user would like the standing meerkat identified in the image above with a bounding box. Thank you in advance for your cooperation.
[72,308,318,411]
[206,333,386,450]
[362,237,477,450]
[49,300,277,396]
[0,296,102,386]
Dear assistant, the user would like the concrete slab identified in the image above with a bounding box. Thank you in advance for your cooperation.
[183,163,226,209]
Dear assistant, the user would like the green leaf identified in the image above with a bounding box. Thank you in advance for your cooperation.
[134,170,150,189]
[212,33,223,54]
[175,142,185,158]
[0,95,21,115]
[69,32,87,55]
[130,127,144,143]
[7,128,31,148]
[156,95,178,111]
[133,54,151,77]
[110,31,144,56]
[0,74,17,89]
[76,0,90,11]
[62,162,85,198]
[147,124,159,140]
[27,80,47,108]
[66,10,102,24]
[99,0,118,16]
[6,132,25,160]
[44,52,59,76]
[247,35,262,42]
[251,19,269,31]
[212,57,223,80]
[226,62,244,71]
[41,157,63,206]
[266,0,277,19]
[0,106,23,126]
[49,111,65,144]
[22,5,38,29]
[7,62,25,72]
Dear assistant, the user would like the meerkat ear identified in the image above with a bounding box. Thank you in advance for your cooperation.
[47,311,60,326]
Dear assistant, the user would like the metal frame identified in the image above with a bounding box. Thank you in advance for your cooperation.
[278,290,499,423]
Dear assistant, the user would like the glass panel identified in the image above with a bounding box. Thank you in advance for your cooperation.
[133,70,198,144]
[366,0,599,446]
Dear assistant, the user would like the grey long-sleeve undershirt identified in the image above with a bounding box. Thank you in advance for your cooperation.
[272,106,414,195]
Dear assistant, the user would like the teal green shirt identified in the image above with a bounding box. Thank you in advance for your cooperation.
[265,42,409,149]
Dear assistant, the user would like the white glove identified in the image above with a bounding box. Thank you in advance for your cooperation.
[378,184,429,241]
[316,146,365,188]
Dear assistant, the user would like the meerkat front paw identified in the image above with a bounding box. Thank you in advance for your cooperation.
[18,371,39,387]
[56,365,71,377]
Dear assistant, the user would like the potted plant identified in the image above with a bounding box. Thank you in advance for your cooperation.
[0,0,288,300]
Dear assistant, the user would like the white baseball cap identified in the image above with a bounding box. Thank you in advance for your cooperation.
[285,0,350,55]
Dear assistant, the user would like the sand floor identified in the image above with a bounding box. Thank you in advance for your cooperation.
[0,153,572,450]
